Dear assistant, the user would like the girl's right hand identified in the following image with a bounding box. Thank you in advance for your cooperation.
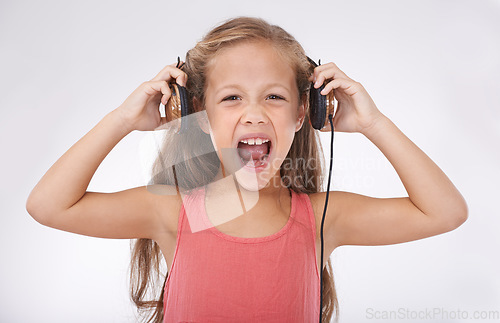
[115,62,188,132]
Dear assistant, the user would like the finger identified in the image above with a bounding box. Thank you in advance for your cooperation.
[312,62,352,87]
[152,67,187,86]
[159,81,172,105]
[314,62,351,80]
[142,80,172,104]
[320,78,361,97]
[151,64,188,86]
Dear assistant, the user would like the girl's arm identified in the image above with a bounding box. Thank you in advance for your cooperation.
[309,62,468,248]
[26,63,187,239]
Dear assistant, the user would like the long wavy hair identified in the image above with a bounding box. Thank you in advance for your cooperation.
[129,16,338,323]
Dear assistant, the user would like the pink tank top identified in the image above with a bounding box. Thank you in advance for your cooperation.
[163,186,320,322]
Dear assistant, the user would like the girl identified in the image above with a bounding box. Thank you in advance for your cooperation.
[26,17,468,323]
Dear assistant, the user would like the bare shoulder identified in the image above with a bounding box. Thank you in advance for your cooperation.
[147,184,184,236]
[308,190,346,222]
[307,190,345,250]
[308,190,358,224]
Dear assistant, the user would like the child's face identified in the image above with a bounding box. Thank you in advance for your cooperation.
[201,40,305,192]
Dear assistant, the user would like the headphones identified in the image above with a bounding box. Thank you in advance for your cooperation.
[165,56,335,323]
[164,58,190,134]
[165,57,335,132]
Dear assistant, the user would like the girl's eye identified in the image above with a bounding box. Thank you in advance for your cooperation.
[223,95,240,101]
[267,94,284,100]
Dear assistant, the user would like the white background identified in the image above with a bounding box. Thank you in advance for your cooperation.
[1,0,499,322]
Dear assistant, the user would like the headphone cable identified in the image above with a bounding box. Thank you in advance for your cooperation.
[319,113,334,323]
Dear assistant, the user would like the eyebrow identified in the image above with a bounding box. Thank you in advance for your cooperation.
[215,83,291,95]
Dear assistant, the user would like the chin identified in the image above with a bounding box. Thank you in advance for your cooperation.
[233,172,263,192]
[233,169,274,192]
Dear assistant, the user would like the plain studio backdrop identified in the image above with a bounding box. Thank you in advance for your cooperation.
[1,0,499,322]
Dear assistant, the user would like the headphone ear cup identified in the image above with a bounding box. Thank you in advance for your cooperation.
[176,84,189,119]
[309,83,327,130]
[166,83,189,133]
[325,90,336,120]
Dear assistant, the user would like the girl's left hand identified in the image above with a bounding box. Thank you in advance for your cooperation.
[309,62,385,134]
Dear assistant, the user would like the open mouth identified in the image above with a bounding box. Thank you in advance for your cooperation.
[236,137,272,170]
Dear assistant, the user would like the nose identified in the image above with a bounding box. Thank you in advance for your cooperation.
[241,102,269,125]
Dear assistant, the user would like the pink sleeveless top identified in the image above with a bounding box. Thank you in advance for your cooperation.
[163,186,320,322]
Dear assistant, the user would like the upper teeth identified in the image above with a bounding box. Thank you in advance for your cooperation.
[240,138,270,145]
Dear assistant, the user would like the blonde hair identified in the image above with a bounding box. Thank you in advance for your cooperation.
[130,16,338,323]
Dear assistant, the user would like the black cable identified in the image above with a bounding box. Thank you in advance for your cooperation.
[319,113,334,323]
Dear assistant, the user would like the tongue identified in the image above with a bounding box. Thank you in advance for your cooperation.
[237,142,269,161]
